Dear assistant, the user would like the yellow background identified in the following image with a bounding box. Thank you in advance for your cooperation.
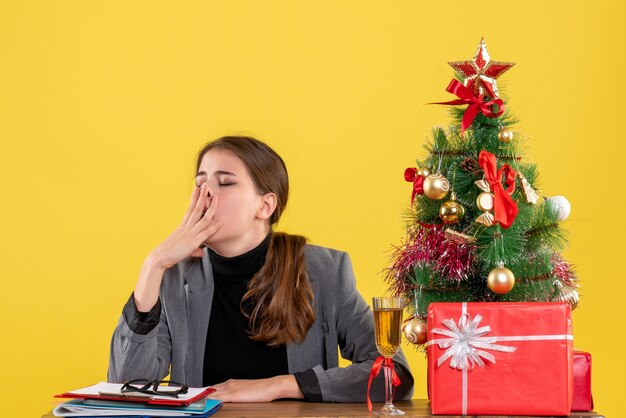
[1,1,624,416]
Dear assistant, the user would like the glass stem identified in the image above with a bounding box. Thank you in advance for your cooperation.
[383,359,395,407]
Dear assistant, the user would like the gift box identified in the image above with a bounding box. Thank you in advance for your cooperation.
[572,350,594,411]
[427,302,573,416]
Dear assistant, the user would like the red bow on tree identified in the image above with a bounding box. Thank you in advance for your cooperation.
[433,79,505,137]
[404,167,425,206]
[478,150,518,228]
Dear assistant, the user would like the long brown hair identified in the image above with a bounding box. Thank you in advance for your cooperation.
[196,136,316,346]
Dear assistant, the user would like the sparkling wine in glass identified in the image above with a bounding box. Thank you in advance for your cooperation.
[372,296,404,415]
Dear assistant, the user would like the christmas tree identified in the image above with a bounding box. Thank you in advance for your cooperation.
[387,38,579,346]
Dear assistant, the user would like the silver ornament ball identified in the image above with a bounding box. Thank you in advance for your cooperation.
[546,196,571,221]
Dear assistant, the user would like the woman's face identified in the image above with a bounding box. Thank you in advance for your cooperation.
[195,149,273,253]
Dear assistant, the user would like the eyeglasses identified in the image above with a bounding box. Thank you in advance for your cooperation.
[120,379,189,398]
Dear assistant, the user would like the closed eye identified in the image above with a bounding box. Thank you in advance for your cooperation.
[219,183,236,187]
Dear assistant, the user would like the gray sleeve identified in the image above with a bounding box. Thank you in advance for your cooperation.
[107,293,172,383]
[312,253,414,402]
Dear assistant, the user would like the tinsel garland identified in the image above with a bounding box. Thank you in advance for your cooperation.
[551,253,577,287]
[386,223,477,296]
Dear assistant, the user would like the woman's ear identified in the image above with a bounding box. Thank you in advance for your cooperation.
[256,193,278,221]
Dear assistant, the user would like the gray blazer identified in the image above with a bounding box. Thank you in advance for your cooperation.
[108,244,414,402]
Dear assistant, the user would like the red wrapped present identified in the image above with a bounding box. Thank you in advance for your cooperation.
[572,350,594,411]
[427,302,573,415]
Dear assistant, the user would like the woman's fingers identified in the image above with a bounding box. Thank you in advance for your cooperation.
[187,220,221,259]
[169,182,220,262]
[205,378,286,402]
[196,194,218,227]
[202,218,222,239]
[180,184,201,226]
[186,182,209,226]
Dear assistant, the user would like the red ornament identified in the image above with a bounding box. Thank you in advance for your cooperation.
[448,38,515,99]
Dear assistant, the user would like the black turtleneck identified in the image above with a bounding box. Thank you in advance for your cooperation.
[202,233,290,386]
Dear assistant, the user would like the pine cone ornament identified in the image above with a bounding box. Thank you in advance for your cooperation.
[461,157,482,176]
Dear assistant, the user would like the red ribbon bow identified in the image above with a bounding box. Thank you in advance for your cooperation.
[404,167,424,206]
[366,356,401,412]
[478,150,518,228]
[433,79,505,137]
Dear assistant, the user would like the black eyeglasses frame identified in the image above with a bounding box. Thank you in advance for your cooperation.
[120,379,189,398]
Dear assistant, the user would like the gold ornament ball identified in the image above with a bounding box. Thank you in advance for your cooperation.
[439,195,465,224]
[418,167,431,177]
[403,317,428,345]
[487,265,516,294]
[423,173,450,200]
[498,128,514,143]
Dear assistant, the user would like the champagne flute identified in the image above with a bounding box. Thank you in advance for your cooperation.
[372,296,404,415]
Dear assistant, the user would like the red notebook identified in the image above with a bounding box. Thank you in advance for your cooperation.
[55,382,216,406]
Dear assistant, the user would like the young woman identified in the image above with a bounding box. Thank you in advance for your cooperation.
[108,136,414,402]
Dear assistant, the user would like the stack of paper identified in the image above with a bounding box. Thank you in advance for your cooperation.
[53,382,221,417]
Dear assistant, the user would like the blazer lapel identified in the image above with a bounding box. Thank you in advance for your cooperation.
[183,252,214,386]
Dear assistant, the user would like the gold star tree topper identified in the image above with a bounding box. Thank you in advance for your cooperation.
[449,38,515,99]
